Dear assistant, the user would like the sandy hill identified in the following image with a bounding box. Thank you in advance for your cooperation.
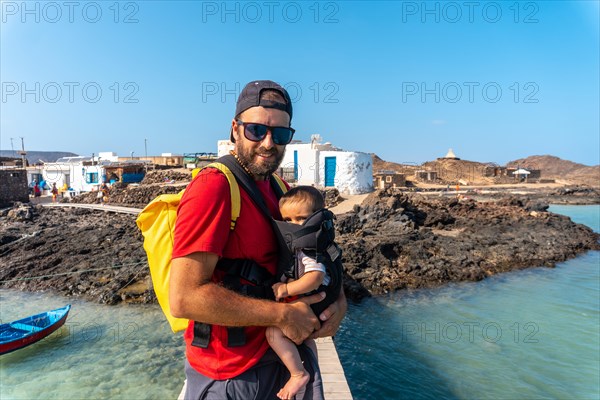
[373,154,599,187]
[372,154,419,174]
[373,154,494,185]
[507,155,599,187]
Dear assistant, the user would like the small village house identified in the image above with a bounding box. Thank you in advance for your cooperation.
[374,171,406,189]
[39,152,146,193]
[218,135,374,194]
[0,157,25,168]
[121,153,184,167]
[0,169,29,206]
[512,168,531,182]
[415,170,438,182]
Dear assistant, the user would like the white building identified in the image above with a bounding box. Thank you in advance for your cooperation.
[38,152,144,193]
[26,166,44,187]
[218,136,373,194]
[42,156,105,193]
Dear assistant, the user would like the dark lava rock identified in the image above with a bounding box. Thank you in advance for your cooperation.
[337,189,600,302]
[141,169,192,185]
[2,188,599,306]
[323,188,343,208]
[0,204,152,305]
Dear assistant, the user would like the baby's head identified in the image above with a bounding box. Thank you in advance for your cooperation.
[279,186,325,225]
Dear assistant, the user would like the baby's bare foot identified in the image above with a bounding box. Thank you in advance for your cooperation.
[277,370,310,400]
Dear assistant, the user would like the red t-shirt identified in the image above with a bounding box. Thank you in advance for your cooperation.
[172,168,283,380]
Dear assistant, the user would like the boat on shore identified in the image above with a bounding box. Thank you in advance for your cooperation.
[0,305,71,355]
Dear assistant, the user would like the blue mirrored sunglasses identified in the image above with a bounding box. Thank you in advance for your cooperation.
[236,119,295,145]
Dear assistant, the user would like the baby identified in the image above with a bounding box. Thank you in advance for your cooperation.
[267,186,337,400]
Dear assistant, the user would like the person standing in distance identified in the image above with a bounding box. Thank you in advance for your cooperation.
[170,80,347,400]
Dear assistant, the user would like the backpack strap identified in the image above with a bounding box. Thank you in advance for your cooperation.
[218,155,274,220]
[203,162,241,230]
[217,155,293,273]
[271,173,288,197]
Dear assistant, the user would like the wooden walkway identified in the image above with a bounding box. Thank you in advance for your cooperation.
[43,202,142,215]
[317,337,353,399]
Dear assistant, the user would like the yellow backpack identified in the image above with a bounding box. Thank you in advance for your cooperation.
[136,162,287,333]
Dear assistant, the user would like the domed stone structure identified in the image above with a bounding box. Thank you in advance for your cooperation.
[440,148,460,160]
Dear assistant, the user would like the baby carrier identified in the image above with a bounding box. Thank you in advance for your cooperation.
[274,209,343,316]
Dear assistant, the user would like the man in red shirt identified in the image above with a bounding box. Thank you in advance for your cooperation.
[170,80,347,399]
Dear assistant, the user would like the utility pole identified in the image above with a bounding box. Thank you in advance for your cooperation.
[10,138,15,156]
[18,137,27,169]
[144,138,148,172]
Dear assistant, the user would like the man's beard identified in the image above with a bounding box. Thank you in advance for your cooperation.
[235,144,285,179]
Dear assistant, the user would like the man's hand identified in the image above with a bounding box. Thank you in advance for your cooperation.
[310,290,347,339]
[279,292,325,344]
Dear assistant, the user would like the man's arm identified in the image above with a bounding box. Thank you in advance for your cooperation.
[170,251,323,344]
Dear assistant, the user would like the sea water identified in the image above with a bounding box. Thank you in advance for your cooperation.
[0,294,185,399]
[1,205,598,399]
[336,205,600,399]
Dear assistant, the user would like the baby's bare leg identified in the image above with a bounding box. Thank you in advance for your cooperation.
[266,326,310,400]
[305,338,318,362]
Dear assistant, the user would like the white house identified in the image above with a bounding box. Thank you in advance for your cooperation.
[218,136,373,194]
[39,152,144,193]
[42,156,106,193]
[512,168,531,182]
[26,166,44,187]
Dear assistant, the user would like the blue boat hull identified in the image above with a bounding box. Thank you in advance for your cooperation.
[0,305,71,355]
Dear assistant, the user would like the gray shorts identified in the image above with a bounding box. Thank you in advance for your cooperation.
[183,345,324,400]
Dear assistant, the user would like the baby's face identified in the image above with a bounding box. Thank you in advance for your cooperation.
[280,202,314,225]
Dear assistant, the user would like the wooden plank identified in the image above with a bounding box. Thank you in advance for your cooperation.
[316,337,353,399]
[42,203,142,215]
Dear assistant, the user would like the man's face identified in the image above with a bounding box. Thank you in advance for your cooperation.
[231,106,289,179]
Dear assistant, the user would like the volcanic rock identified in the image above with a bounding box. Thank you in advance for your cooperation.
[337,189,600,301]
[2,188,599,306]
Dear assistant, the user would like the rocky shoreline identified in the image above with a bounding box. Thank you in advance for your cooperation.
[411,186,600,205]
[337,190,599,301]
[0,187,598,305]
[0,205,151,304]
[469,186,599,205]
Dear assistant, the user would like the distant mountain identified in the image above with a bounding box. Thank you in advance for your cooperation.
[507,155,599,186]
[507,155,593,175]
[0,150,79,164]
[372,154,599,187]
[372,154,419,173]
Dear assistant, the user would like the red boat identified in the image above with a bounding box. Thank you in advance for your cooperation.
[0,305,71,355]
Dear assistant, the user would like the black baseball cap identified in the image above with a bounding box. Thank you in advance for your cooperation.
[230,80,293,143]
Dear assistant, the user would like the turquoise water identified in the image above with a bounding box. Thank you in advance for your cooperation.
[1,205,598,399]
[336,205,600,399]
[0,295,185,399]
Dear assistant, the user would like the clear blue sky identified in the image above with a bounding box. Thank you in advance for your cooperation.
[1,0,599,166]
